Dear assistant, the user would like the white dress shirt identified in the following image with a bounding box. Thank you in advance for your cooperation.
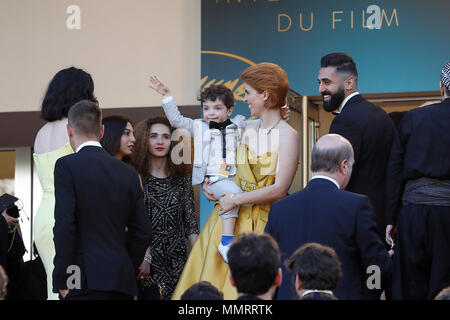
[76,141,102,153]
[310,175,340,189]
[302,289,334,297]
[338,91,360,113]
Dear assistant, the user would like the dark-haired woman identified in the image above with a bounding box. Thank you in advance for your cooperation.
[131,117,198,300]
[100,116,136,162]
[33,67,97,300]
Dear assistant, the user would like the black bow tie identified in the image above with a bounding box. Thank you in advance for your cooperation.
[209,119,232,130]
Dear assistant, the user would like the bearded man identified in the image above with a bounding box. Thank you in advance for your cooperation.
[317,52,396,247]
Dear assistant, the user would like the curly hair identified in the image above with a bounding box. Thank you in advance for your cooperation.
[131,116,190,181]
[41,67,97,121]
[198,84,235,109]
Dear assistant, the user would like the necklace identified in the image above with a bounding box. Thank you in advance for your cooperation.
[260,117,282,135]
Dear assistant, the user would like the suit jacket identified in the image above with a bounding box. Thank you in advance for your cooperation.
[52,146,152,297]
[329,94,395,237]
[265,178,392,300]
[386,98,450,225]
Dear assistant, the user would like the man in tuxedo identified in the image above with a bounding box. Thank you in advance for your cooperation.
[318,53,396,241]
[228,233,282,301]
[386,62,450,299]
[265,134,392,300]
[285,243,342,300]
[52,100,152,300]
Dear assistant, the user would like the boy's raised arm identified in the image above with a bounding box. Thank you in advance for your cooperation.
[149,75,195,133]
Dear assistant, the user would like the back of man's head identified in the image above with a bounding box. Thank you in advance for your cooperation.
[228,233,281,296]
[68,100,102,138]
[181,281,224,300]
[321,52,358,79]
[311,134,353,174]
[286,243,342,293]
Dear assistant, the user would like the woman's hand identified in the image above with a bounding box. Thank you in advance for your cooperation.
[137,259,150,281]
[149,75,170,96]
[202,178,217,201]
[1,209,18,227]
[280,105,290,121]
[219,193,237,215]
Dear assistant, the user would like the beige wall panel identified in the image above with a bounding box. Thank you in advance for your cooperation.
[0,0,201,112]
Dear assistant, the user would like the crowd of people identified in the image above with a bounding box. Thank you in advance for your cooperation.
[0,53,449,301]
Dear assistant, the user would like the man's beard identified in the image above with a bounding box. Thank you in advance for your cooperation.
[322,86,345,112]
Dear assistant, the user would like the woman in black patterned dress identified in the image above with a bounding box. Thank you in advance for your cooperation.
[131,117,199,300]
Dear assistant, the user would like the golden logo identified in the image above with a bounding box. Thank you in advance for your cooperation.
[201,51,256,101]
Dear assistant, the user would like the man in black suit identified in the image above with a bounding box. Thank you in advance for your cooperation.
[52,100,152,300]
[228,233,282,301]
[318,53,396,241]
[386,62,450,300]
[285,243,341,300]
[265,134,392,300]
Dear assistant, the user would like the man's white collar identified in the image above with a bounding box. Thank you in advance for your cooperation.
[76,141,102,153]
[338,91,359,113]
[310,175,340,189]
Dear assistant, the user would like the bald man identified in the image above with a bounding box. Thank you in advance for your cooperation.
[265,134,392,300]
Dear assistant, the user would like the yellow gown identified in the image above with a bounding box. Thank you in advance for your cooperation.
[33,143,73,300]
[172,144,278,300]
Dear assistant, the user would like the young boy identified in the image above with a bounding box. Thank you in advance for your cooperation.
[149,76,251,263]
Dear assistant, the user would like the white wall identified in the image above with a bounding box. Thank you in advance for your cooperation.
[0,0,201,112]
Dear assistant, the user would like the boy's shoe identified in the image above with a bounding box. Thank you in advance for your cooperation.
[218,242,230,264]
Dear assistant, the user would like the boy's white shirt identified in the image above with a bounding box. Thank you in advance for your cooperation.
[161,96,258,185]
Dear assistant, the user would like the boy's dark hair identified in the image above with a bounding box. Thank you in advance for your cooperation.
[181,281,224,300]
[68,100,102,137]
[228,233,281,296]
[41,67,97,121]
[198,85,235,109]
[285,243,342,292]
[320,52,358,79]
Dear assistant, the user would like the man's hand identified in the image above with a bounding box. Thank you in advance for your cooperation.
[385,225,396,247]
[1,209,18,227]
[137,259,150,281]
[149,76,170,96]
[280,106,290,121]
[59,289,69,299]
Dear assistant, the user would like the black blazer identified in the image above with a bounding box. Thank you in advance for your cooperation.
[386,98,450,225]
[329,94,395,237]
[52,146,152,297]
[265,178,392,300]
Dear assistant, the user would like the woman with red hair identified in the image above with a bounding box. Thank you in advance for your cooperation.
[173,63,299,300]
